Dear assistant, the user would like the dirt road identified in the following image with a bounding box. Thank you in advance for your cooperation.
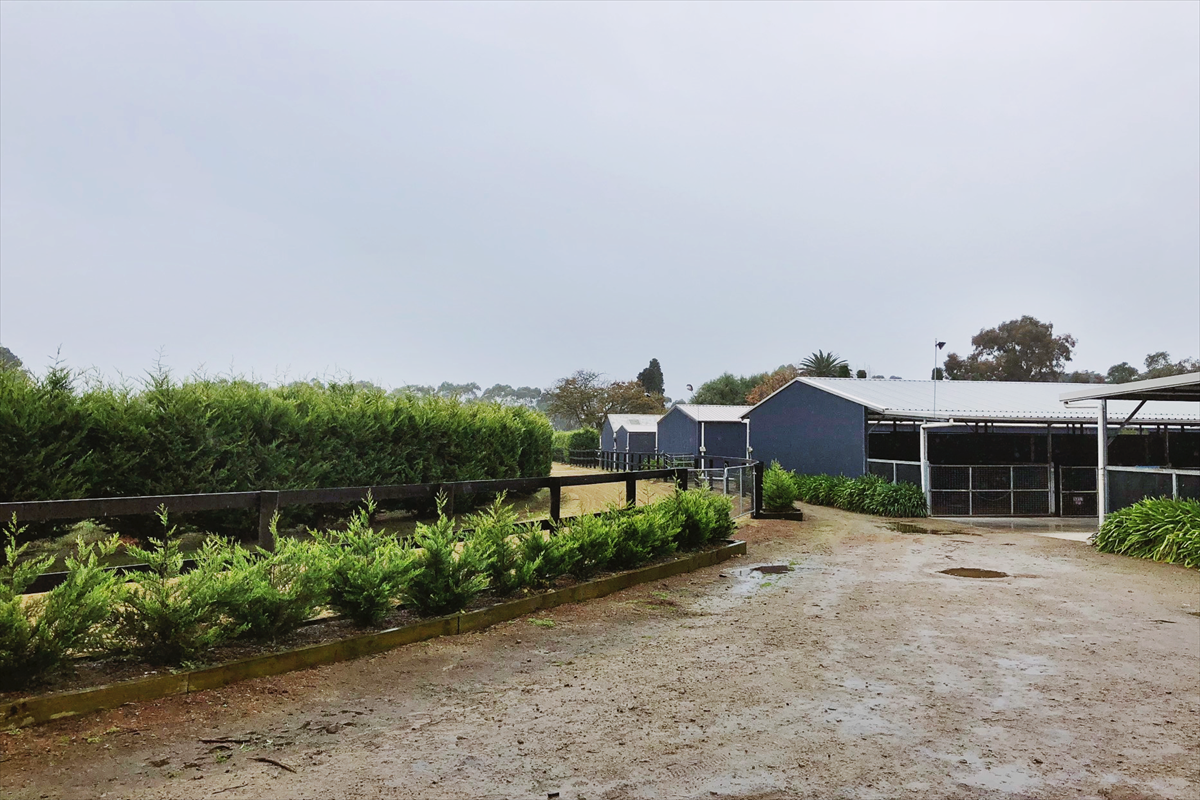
[3,505,1197,799]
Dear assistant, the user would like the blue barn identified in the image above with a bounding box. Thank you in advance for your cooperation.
[600,414,661,456]
[656,404,752,460]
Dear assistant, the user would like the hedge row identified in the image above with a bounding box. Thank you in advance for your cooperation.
[1092,497,1200,568]
[0,487,735,689]
[0,368,553,538]
[763,462,928,517]
[551,428,599,462]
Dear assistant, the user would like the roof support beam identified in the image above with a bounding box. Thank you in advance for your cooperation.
[1107,400,1146,446]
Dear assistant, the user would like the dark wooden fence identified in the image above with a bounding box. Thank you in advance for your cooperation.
[4,469,708,593]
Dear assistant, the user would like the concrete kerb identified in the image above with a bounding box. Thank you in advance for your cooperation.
[3,539,747,729]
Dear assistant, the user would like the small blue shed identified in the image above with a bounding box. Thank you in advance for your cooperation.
[600,414,662,455]
[657,404,752,460]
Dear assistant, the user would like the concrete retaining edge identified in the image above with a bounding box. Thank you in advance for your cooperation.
[3,539,746,728]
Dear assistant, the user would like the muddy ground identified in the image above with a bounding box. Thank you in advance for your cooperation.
[2,505,1198,800]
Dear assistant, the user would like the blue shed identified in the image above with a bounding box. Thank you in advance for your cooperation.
[657,404,752,460]
[600,414,662,455]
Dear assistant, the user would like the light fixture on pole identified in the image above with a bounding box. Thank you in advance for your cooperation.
[933,340,946,415]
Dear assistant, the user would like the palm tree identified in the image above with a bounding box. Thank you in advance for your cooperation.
[799,350,850,377]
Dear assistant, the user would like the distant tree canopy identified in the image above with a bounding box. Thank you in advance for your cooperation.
[636,358,664,396]
[746,365,800,405]
[544,370,665,430]
[690,372,767,405]
[1105,362,1140,384]
[0,345,21,372]
[943,316,1076,381]
[1140,351,1199,380]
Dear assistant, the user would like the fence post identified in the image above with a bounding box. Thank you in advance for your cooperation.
[674,467,688,491]
[549,478,562,523]
[752,461,764,517]
[258,490,279,551]
[626,475,637,508]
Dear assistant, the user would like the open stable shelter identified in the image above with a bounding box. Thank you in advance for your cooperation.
[742,377,1199,518]
[657,404,753,460]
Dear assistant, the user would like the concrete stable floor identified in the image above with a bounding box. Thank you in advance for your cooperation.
[943,516,1098,541]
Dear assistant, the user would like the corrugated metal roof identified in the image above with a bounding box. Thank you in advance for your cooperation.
[744,377,1200,424]
[674,404,754,423]
[607,413,662,432]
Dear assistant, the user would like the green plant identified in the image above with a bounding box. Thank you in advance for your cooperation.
[555,515,616,579]
[464,494,528,597]
[312,496,416,626]
[606,505,678,570]
[832,474,884,513]
[1093,498,1200,567]
[763,461,799,511]
[209,519,327,640]
[113,509,231,664]
[663,488,735,550]
[0,516,121,690]
[870,481,928,518]
[515,526,571,589]
[404,499,487,616]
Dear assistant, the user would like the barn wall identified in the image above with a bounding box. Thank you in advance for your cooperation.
[657,407,698,455]
[702,421,748,459]
[627,431,658,453]
[747,382,866,476]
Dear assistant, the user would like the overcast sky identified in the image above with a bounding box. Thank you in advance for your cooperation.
[2,1,1197,397]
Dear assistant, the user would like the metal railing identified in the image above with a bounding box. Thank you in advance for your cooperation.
[866,459,922,486]
[929,464,1053,517]
[1107,465,1200,510]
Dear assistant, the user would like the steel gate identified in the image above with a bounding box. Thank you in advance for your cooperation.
[1059,466,1097,516]
[929,464,1052,516]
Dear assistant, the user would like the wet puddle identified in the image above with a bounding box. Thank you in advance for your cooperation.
[939,568,1009,579]
[887,522,980,537]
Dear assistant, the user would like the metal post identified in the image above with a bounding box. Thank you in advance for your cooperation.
[1010,466,1015,516]
[1097,399,1108,527]
[257,490,279,551]
[968,466,973,516]
[753,461,765,517]
[1173,472,1179,501]
[920,424,931,513]
[1049,464,1056,516]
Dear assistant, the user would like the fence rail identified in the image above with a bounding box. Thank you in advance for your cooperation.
[0,469,695,552]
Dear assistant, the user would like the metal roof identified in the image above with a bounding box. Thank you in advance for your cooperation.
[606,414,662,433]
[1060,372,1200,404]
[744,377,1200,424]
[673,404,753,423]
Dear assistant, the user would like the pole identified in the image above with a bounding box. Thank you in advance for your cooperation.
[920,423,931,513]
[1097,399,1108,527]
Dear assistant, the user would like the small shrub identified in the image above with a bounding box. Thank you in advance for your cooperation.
[515,526,571,589]
[870,481,928,518]
[1093,498,1200,567]
[464,494,527,597]
[606,505,678,570]
[763,461,799,511]
[312,496,417,626]
[210,521,327,640]
[113,510,230,664]
[0,517,121,690]
[664,488,735,550]
[404,503,487,616]
[833,474,885,514]
[555,515,616,579]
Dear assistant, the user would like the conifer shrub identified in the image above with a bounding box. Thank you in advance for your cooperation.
[762,461,799,511]
[209,521,327,640]
[515,526,572,590]
[464,494,528,597]
[404,501,487,616]
[555,515,616,579]
[664,488,735,550]
[113,510,231,664]
[605,505,678,570]
[0,518,122,690]
[311,497,417,626]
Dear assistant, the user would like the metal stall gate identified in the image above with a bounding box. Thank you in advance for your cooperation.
[687,462,756,519]
[1059,466,1097,516]
[929,464,1052,516]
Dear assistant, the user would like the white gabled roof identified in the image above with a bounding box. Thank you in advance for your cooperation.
[744,377,1200,424]
[607,413,661,433]
[673,404,753,423]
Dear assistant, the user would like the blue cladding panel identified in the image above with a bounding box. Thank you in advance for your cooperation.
[627,431,657,453]
[747,382,866,476]
[702,422,748,459]
[615,427,629,451]
[657,407,698,455]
